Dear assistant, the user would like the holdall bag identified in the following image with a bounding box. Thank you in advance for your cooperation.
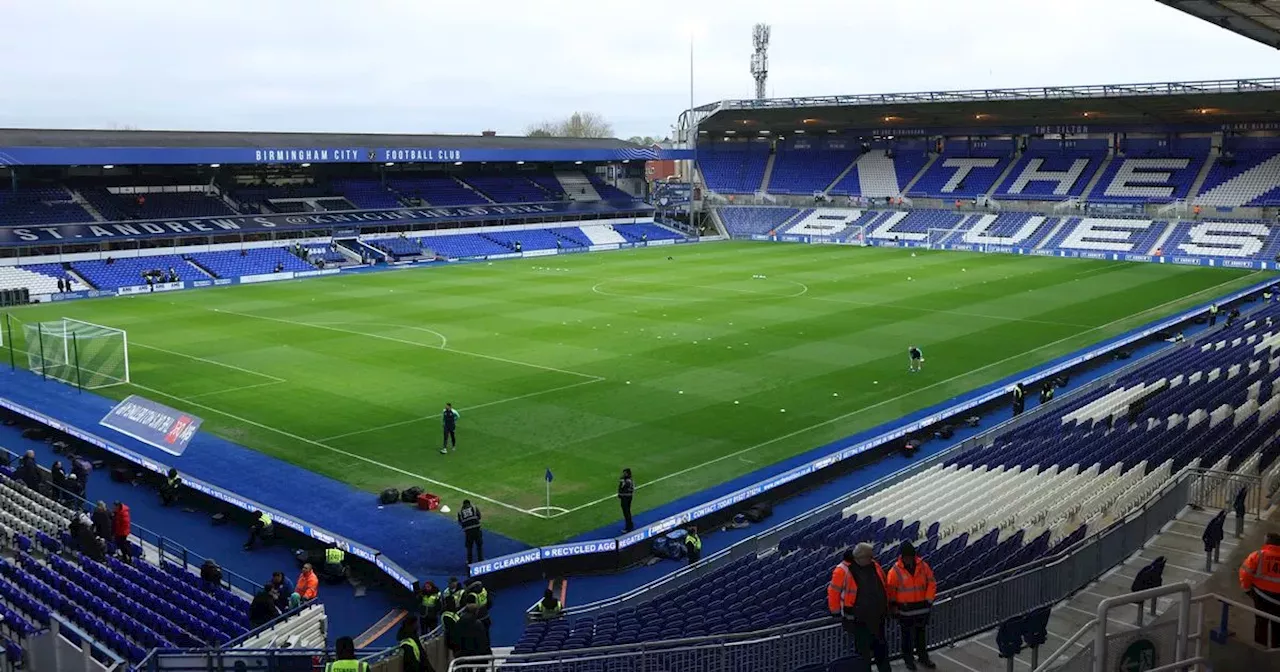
[744,502,773,523]
[401,487,424,503]
[417,493,441,511]
[110,466,132,483]
[21,427,48,441]
[379,488,400,505]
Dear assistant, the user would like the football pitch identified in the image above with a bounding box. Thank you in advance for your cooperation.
[2,242,1267,544]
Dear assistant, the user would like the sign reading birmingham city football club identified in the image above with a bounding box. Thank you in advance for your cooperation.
[100,395,203,456]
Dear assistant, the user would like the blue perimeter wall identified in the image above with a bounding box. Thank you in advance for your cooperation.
[0,239,1273,644]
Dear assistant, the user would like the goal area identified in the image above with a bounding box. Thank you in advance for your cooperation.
[808,225,867,247]
[927,227,980,250]
[12,317,131,390]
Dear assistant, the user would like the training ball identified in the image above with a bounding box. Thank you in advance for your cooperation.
[908,277,913,281]
[780,408,786,413]
[678,390,684,395]
[833,393,839,397]
[734,401,740,405]
[962,268,967,272]
[873,381,879,385]
[440,505,451,513]
[626,381,631,385]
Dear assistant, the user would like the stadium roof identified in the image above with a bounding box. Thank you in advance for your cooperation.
[0,127,639,150]
[687,77,1280,134]
[1157,0,1280,49]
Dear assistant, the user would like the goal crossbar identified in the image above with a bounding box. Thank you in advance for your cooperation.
[23,318,130,390]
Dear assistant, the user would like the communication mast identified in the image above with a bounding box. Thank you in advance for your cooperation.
[751,23,770,100]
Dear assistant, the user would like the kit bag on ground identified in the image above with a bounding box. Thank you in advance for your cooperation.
[21,427,48,441]
[379,488,400,505]
[110,466,132,483]
[744,502,773,523]
[400,487,424,503]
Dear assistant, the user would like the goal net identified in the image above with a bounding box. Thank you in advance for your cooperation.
[23,318,130,390]
[809,225,867,247]
[926,227,975,250]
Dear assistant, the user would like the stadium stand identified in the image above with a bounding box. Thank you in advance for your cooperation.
[614,223,682,243]
[767,139,858,195]
[305,245,349,264]
[994,139,1108,201]
[1195,138,1280,207]
[1091,138,1211,203]
[0,464,256,664]
[480,229,564,251]
[70,255,205,290]
[587,175,635,201]
[388,177,491,207]
[330,178,404,210]
[464,176,554,204]
[418,233,512,258]
[0,264,87,295]
[369,236,426,258]
[549,226,591,248]
[698,142,771,194]
[515,301,1280,656]
[81,189,238,220]
[188,249,315,278]
[717,207,801,237]
[0,185,95,226]
[908,139,1015,200]
[230,184,332,212]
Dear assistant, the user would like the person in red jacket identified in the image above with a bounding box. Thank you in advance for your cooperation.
[112,501,132,562]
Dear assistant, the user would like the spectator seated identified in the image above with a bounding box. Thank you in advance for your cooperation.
[189,249,314,278]
[72,255,203,290]
[717,207,802,237]
[698,142,771,194]
[0,186,95,226]
[331,179,404,210]
[464,176,553,204]
[388,177,490,207]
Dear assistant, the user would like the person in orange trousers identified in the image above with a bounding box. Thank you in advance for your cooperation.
[296,563,319,601]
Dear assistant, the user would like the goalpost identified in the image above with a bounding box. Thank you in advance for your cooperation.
[809,225,867,247]
[20,318,130,390]
[926,227,979,251]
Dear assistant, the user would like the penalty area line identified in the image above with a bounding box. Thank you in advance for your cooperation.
[319,378,606,442]
[545,270,1265,518]
[132,342,286,382]
[127,382,544,518]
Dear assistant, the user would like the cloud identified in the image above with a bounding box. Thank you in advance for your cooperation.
[0,0,1274,138]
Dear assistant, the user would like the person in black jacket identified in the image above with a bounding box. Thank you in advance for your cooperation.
[50,461,68,503]
[457,604,491,658]
[618,468,635,532]
[16,451,42,491]
[71,456,91,490]
[91,501,113,540]
[200,559,223,591]
[457,500,483,563]
[249,584,281,628]
[396,615,433,672]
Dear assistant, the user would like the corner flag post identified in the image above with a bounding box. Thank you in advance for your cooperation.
[545,468,554,518]
[4,314,13,371]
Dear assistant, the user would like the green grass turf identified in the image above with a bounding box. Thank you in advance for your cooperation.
[1,243,1268,544]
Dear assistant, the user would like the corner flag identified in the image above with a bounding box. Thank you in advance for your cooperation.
[545,468,554,483]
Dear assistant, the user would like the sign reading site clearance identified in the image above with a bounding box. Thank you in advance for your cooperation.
[100,395,203,457]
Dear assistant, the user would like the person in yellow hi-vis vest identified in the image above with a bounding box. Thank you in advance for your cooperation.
[325,636,367,672]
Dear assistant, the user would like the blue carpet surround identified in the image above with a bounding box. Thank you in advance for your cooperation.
[0,274,1270,646]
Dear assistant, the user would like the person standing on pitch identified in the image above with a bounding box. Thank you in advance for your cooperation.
[618,468,635,533]
[457,499,483,563]
[907,346,924,373]
[440,403,460,455]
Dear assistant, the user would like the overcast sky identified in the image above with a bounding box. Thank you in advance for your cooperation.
[1,0,1277,139]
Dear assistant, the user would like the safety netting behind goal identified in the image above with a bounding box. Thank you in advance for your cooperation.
[23,318,130,390]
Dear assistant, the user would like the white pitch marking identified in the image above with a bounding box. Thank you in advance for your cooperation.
[319,378,606,442]
[546,271,1265,517]
[128,382,542,517]
[132,342,286,382]
[206,308,602,381]
[186,381,287,399]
